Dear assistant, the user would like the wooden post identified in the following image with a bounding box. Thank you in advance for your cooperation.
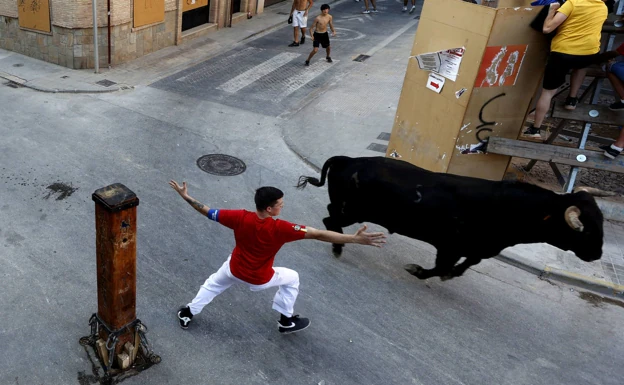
[92,183,139,359]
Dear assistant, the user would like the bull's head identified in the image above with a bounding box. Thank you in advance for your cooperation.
[556,192,604,262]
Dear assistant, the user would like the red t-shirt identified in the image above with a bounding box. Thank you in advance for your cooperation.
[211,209,307,285]
[617,43,624,56]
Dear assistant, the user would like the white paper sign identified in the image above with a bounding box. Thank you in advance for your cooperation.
[413,47,465,82]
[426,73,445,93]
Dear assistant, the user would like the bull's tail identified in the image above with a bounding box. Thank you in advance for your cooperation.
[296,156,350,189]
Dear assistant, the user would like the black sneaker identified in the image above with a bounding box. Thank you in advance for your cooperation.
[305,60,310,66]
[177,306,193,330]
[601,144,623,159]
[326,57,333,63]
[300,36,305,45]
[609,101,624,111]
[564,96,578,110]
[522,126,541,139]
[288,42,300,47]
[278,315,310,334]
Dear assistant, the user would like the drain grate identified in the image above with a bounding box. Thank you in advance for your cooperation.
[197,154,246,176]
[366,143,388,153]
[12,63,24,67]
[61,75,69,79]
[353,54,371,62]
[377,132,391,141]
[277,12,289,15]
[96,79,117,87]
[5,82,22,88]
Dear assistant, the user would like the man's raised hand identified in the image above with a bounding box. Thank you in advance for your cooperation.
[353,224,387,248]
[169,180,188,197]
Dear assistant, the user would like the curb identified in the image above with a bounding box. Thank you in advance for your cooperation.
[0,70,126,93]
[496,251,624,299]
[596,197,624,223]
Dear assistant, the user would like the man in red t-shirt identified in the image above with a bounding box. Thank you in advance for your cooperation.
[169,180,386,334]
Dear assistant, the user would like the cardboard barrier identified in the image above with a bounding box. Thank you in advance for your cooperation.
[387,0,548,180]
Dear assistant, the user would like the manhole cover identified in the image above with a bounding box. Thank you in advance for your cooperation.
[197,154,246,176]
[12,63,23,67]
[96,79,117,87]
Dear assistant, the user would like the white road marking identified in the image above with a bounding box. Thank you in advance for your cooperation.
[176,47,259,82]
[217,52,300,93]
[276,60,339,101]
[365,18,419,56]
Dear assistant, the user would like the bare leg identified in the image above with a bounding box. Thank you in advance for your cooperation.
[533,88,558,128]
[569,69,587,98]
[607,71,624,100]
[371,0,377,10]
[615,129,624,148]
[300,28,306,43]
[363,0,370,10]
[293,27,299,43]
[326,46,331,59]
[307,47,319,62]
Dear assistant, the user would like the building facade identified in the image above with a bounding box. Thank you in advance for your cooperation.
[0,0,277,69]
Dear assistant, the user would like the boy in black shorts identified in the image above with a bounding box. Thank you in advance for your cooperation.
[305,4,336,66]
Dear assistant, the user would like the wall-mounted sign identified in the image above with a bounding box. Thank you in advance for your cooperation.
[134,0,165,28]
[18,0,51,33]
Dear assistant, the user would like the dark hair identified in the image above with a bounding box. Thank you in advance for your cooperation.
[320,4,330,10]
[255,187,284,211]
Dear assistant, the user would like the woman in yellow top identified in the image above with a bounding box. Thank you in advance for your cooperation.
[523,0,608,139]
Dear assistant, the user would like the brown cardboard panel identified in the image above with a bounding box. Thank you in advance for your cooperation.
[386,78,466,172]
[447,152,511,180]
[421,0,496,38]
[406,18,490,109]
[134,0,166,28]
[496,0,534,7]
[183,0,210,12]
[17,0,51,33]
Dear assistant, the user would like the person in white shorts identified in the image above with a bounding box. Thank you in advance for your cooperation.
[289,0,313,47]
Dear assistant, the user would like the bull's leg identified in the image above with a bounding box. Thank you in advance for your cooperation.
[322,215,344,258]
[405,252,460,280]
[441,257,481,281]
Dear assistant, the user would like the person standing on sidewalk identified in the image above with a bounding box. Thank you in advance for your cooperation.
[402,0,416,13]
[169,180,386,334]
[522,0,607,139]
[305,4,336,66]
[289,0,314,47]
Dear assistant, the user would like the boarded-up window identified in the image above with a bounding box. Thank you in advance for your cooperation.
[134,0,165,28]
[17,0,51,33]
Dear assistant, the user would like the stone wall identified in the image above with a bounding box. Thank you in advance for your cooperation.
[0,0,256,69]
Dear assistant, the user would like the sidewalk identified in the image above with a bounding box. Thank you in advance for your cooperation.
[0,0,316,93]
[2,0,623,298]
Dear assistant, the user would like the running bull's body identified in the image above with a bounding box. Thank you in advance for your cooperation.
[297,156,604,280]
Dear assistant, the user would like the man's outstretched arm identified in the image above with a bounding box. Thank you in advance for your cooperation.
[304,224,386,247]
[169,180,210,216]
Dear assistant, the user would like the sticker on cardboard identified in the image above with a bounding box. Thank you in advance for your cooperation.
[412,47,465,82]
[474,45,528,88]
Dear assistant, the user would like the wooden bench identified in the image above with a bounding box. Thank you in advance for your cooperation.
[487,137,624,173]
[551,102,624,127]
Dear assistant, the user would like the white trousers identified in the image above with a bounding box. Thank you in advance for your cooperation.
[188,256,300,317]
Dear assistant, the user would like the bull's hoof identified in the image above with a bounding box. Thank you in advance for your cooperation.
[404,264,424,277]
[332,245,343,258]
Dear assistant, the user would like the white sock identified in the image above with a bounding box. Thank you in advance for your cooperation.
[611,144,624,151]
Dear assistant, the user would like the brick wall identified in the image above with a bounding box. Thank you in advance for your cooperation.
[0,0,18,18]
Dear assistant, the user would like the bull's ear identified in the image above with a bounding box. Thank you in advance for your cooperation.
[564,206,584,232]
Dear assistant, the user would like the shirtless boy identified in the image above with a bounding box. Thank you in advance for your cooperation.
[305,4,335,66]
[289,0,313,47]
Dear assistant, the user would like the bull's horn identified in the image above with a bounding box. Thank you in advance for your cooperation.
[565,206,584,232]
[573,186,617,197]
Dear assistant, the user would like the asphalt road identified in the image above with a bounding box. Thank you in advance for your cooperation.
[1,3,623,384]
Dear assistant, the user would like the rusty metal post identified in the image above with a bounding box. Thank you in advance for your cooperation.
[92,184,139,358]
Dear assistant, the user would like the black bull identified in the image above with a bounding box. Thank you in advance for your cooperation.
[296,156,604,280]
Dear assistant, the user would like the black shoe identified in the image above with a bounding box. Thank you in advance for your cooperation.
[300,36,305,45]
[609,101,624,111]
[601,144,623,159]
[178,306,193,330]
[326,57,333,63]
[278,315,310,334]
[522,126,541,139]
[305,60,310,66]
[564,96,578,110]
[288,42,300,47]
